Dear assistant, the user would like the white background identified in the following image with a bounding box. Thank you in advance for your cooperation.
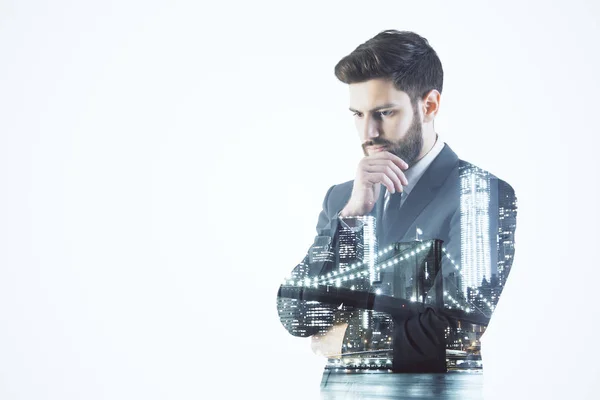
[1,1,599,399]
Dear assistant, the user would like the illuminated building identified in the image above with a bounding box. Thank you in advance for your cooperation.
[338,216,377,283]
[497,180,517,287]
[459,164,493,296]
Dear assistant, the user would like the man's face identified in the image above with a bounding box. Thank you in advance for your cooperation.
[349,79,423,166]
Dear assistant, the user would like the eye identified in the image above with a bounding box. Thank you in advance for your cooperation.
[352,111,363,118]
[378,110,395,118]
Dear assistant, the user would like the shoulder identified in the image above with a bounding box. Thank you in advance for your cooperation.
[458,159,510,183]
[320,179,354,214]
[329,179,354,196]
[458,159,517,205]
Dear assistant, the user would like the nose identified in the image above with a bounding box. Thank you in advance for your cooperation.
[359,116,380,142]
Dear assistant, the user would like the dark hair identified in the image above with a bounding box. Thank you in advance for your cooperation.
[334,30,443,105]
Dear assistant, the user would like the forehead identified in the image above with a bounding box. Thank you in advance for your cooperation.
[348,78,412,110]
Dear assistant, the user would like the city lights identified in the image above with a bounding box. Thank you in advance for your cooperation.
[278,178,517,371]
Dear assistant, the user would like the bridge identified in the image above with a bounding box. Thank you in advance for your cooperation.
[279,240,495,325]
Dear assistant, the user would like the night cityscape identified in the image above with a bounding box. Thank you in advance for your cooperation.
[277,165,517,372]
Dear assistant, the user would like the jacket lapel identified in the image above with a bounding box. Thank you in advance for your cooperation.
[380,144,459,246]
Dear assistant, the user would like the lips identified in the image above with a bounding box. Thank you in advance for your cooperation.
[362,141,392,156]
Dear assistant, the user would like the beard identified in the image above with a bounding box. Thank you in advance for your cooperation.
[361,108,423,167]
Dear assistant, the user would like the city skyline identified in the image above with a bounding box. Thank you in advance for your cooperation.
[277,165,517,371]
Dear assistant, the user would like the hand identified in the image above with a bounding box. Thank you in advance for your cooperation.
[340,151,409,217]
[311,323,348,358]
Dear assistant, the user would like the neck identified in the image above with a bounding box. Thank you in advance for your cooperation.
[414,128,437,164]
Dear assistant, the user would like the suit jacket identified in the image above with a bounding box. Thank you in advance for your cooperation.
[277,143,517,372]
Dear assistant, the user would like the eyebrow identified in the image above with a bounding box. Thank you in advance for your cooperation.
[349,103,398,113]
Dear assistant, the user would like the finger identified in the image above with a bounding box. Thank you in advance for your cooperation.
[365,159,408,188]
[363,163,405,192]
[371,151,409,170]
[365,172,397,194]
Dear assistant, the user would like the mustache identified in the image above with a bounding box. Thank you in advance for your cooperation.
[361,139,396,153]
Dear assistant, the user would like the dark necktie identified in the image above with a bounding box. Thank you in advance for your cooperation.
[381,190,404,245]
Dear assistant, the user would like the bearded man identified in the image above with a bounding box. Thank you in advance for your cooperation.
[277,30,517,378]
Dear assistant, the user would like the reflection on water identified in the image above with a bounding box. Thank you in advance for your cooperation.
[320,371,484,400]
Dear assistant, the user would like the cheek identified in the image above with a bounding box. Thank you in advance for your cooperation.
[385,119,408,140]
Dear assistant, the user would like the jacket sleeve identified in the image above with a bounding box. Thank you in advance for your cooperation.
[276,185,342,337]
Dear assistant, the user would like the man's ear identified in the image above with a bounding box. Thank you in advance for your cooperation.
[422,89,441,123]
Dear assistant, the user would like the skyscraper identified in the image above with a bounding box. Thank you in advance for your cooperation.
[459,164,493,296]
[337,216,378,343]
[338,216,378,285]
[497,180,518,287]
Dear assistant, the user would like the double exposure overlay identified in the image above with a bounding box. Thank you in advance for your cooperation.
[277,160,516,373]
